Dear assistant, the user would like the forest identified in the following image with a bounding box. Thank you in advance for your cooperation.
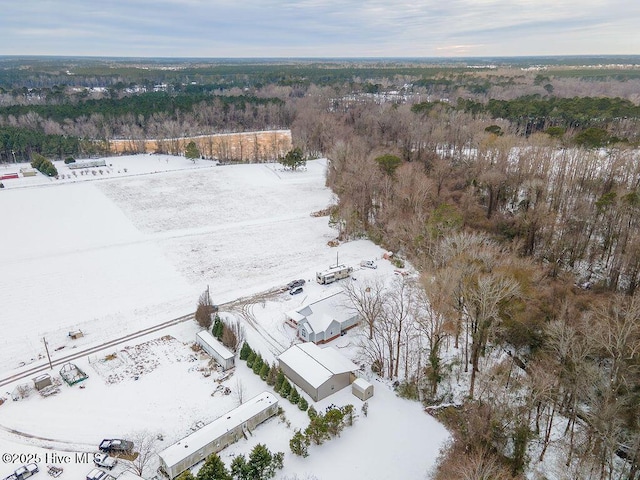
[1,56,639,479]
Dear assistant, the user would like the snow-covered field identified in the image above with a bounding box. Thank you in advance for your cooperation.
[0,155,449,480]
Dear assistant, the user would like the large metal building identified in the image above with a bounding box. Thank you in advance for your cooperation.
[278,342,358,402]
[157,391,278,479]
[196,331,235,370]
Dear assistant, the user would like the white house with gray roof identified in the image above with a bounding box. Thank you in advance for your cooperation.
[285,291,359,344]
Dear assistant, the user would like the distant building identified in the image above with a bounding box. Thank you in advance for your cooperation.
[278,342,358,402]
[19,168,37,177]
[285,292,359,344]
[196,331,235,370]
[157,392,278,479]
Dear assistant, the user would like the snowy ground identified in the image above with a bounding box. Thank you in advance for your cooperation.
[0,155,450,480]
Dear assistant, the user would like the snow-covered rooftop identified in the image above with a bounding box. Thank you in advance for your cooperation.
[196,331,234,361]
[278,342,358,388]
[158,391,277,469]
[287,292,354,333]
[352,377,372,392]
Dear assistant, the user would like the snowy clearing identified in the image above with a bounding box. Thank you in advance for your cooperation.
[0,155,449,480]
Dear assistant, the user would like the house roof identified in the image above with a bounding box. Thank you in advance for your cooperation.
[352,377,372,392]
[196,331,234,360]
[278,342,358,389]
[289,292,356,334]
[158,391,277,469]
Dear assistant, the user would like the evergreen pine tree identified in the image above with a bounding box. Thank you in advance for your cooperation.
[298,396,309,411]
[279,378,291,398]
[252,354,264,375]
[212,315,224,339]
[288,387,300,405]
[289,430,309,457]
[304,413,330,445]
[266,363,278,386]
[259,362,270,381]
[274,370,285,392]
[195,453,231,480]
[230,455,249,480]
[239,342,253,361]
[246,351,256,368]
[246,443,284,480]
[176,472,195,480]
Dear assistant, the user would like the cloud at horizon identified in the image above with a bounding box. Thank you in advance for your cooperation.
[1,0,638,58]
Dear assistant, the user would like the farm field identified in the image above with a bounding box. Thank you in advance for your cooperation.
[0,155,450,480]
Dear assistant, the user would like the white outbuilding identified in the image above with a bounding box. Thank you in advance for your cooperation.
[352,377,374,401]
[157,391,278,479]
[196,331,235,370]
[278,342,358,402]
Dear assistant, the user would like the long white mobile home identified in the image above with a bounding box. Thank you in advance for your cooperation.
[158,392,278,479]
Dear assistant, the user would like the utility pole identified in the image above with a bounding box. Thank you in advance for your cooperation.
[43,337,53,370]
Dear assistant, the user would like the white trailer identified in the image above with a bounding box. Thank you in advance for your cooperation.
[316,264,353,285]
[158,392,278,479]
[196,331,235,370]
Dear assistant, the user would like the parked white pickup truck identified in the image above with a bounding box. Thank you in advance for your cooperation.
[93,453,117,470]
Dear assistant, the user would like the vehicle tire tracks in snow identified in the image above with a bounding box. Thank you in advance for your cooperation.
[225,289,288,357]
[0,423,96,453]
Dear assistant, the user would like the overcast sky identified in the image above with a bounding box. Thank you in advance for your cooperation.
[2,0,638,58]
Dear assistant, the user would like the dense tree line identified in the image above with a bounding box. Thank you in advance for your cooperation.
[289,79,640,478]
[457,95,640,136]
[0,92,283,123]
[0,125,80,161]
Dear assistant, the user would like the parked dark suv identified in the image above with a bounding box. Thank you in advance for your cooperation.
[287,279,306,289]
[99,439,134,454]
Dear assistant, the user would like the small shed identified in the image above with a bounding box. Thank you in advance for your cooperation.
[196,331,235,370]
[33,374,53,391]
[352,377,374,401]
[19,167,37,177]
[69,330,84,339]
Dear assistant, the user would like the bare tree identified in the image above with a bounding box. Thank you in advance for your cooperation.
[342,277,385,340]
[464,273,520,398]
[232,377,245,406]
[126,431,159,477]
[418,271,455,398]
[195,287,216,330]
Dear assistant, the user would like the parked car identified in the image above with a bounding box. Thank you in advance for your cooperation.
[86,470,106,480]
[93,453,117,470]
[289,286,303,295]
[287,279,306,289]
[98,439,134,454]
[13,464,38,480]
[360,260,377,269]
